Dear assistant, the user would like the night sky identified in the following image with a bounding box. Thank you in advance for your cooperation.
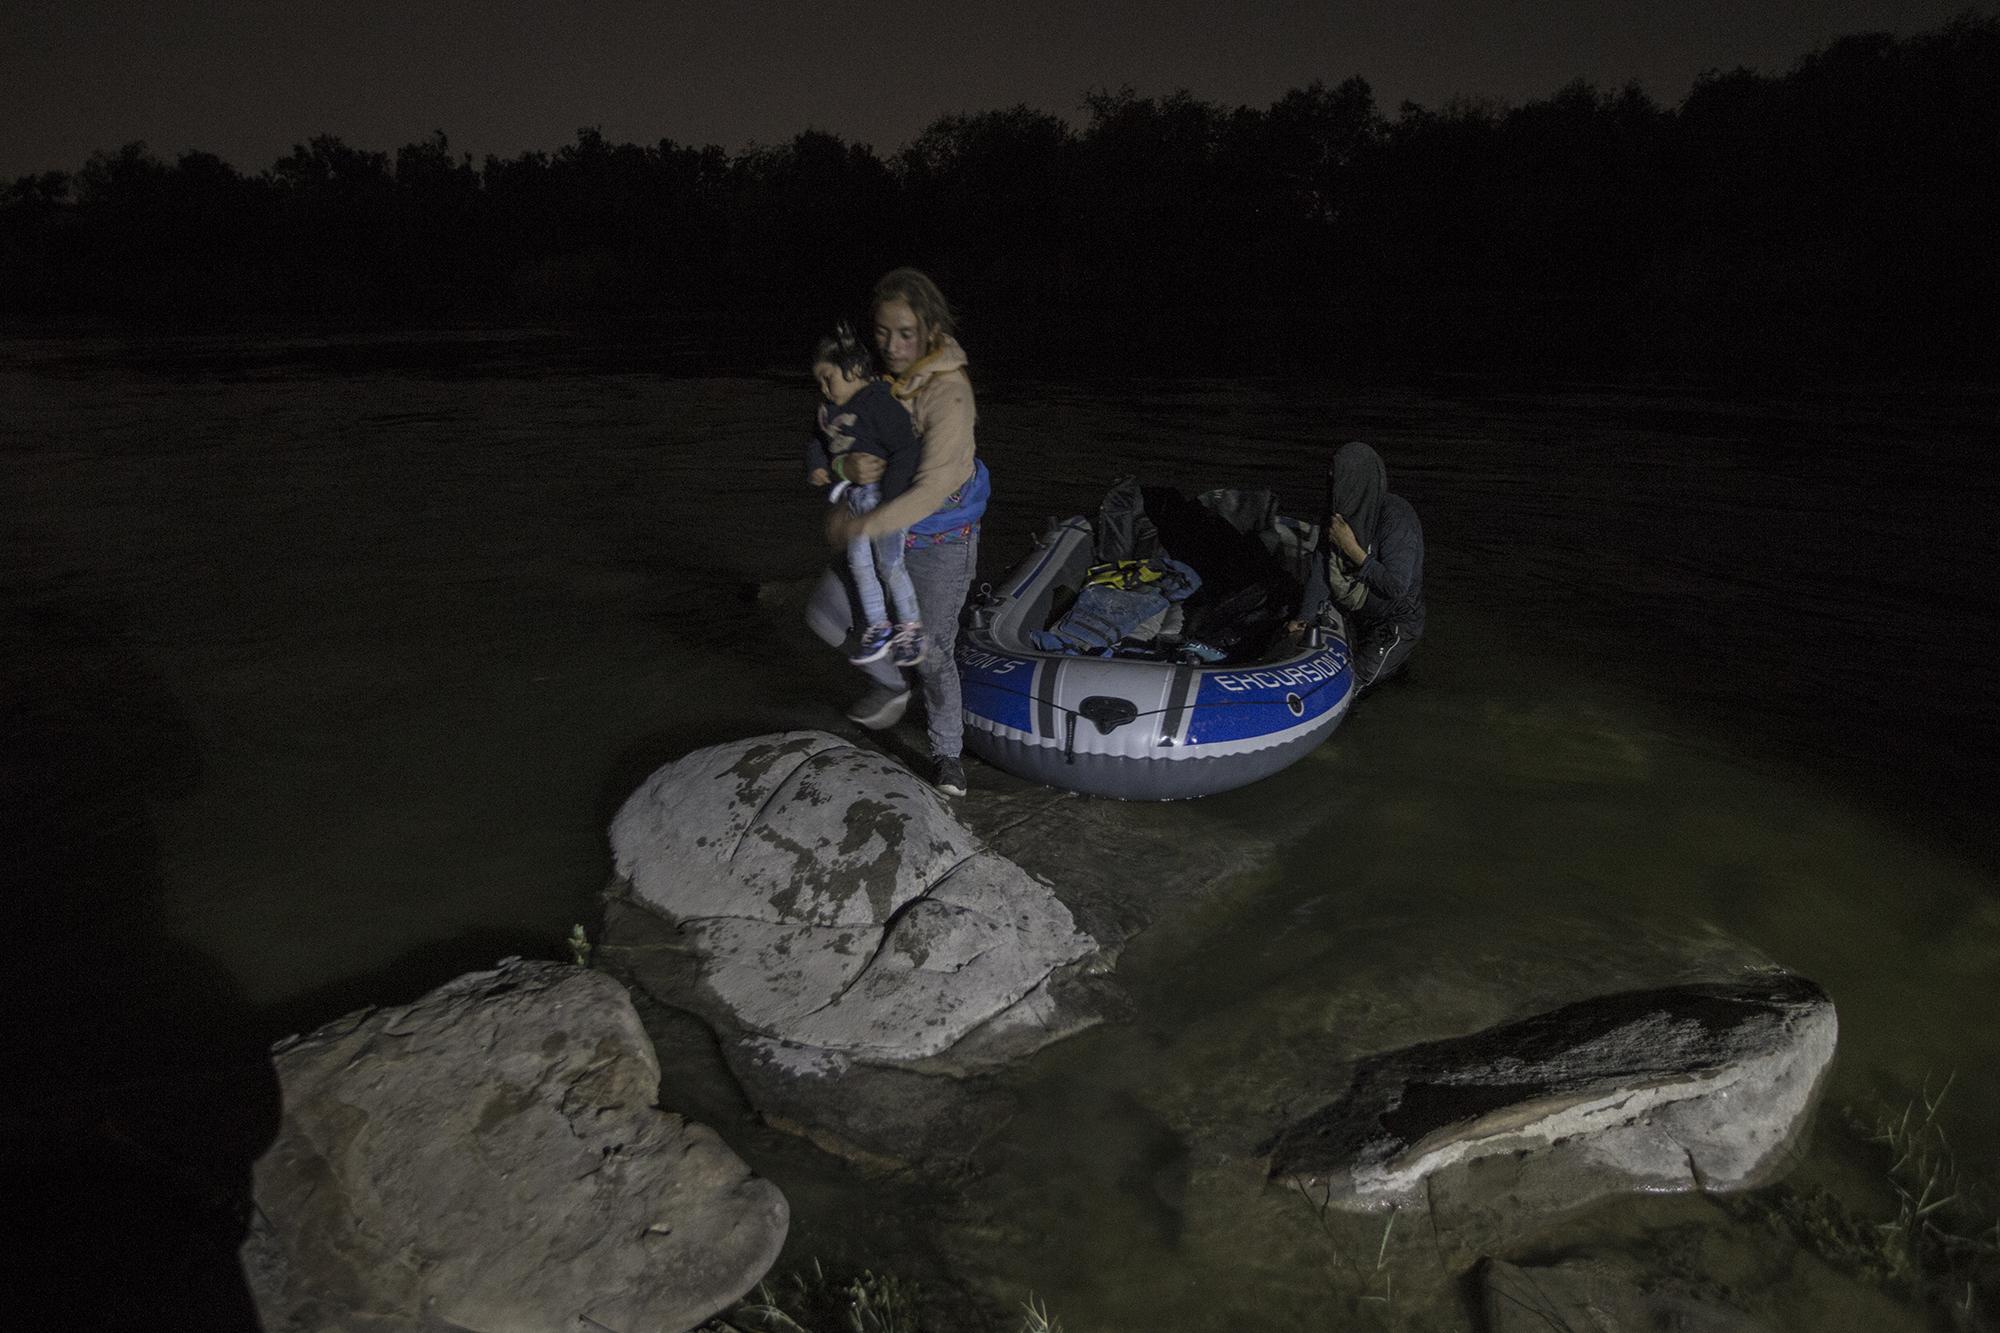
[2,0,1988,179]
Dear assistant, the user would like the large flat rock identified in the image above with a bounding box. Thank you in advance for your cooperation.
[241,959,788,1333]
[607,732,1099,1064]
[1263,974,1836,1209]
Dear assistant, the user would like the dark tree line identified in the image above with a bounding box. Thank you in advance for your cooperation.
[4,16,1995,375]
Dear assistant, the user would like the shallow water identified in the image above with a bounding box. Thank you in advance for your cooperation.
[5,334,1997,1328]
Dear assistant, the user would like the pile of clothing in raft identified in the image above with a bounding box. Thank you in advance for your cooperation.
[1029,478,1313,664]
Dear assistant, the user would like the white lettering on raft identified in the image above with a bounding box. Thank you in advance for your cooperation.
[1212,657,1344,693]
[957,647,1023,675]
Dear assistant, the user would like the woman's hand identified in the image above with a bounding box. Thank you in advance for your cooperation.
[1329,513,1367,565]
[826,507,867,548]
[838,453,887,485]
[808,467,832,487]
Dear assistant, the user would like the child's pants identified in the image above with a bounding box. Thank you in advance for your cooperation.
[844,482,917,626]
[805,531,980,760]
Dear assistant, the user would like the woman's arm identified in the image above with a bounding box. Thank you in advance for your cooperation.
[835,453,886,483]
[869,392,924,503]
[854,376,975,537]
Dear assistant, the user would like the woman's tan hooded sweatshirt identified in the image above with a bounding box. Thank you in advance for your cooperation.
[856,336,976,538]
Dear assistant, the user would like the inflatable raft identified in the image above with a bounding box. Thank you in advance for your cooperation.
[957,489,1354,800]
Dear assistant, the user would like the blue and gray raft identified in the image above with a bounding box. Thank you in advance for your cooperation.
[956,488,1354,800]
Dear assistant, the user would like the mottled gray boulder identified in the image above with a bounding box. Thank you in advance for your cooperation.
[241,959,788,1333]
[607,732,1099,1063]
[1264,974,1836,1209]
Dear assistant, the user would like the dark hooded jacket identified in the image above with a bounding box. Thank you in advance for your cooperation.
[1304,441,1425,638]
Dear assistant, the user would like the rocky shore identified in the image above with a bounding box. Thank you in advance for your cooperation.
[242,730,1849,1331]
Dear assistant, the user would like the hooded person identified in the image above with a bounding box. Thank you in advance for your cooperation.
[1302,441,1424,690]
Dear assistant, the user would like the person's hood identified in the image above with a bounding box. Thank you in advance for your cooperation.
[1331,441,1388,553]
[891,336,969,400]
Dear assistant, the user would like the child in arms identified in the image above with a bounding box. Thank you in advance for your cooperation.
[805,323,926,666]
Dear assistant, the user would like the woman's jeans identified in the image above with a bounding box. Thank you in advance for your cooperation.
[807,531,980,759]
[843,483,918,626]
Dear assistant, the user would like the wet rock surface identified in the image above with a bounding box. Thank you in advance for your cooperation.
[950,778,1278,956]
[1481,1255,1771,1333]
[601,889,1044,1165]
[1263,974,1837,1212]
[600,728,1284,1165]
[608,731,1099,1063]
[603,731,1136,1162]
[241,958,788,1333]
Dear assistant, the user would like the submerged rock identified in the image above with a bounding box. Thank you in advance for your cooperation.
[604,731,1104,1160]
[1481,1256,1771,1333]
[241,959,788,1333]
[604,732,1112,1160]
[1263,974,1836,1211]
[609,731,1099,1061]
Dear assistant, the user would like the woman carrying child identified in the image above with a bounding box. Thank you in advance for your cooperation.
[805,268,989,798]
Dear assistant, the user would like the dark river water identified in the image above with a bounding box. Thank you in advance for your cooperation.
[4,332,1996,1329]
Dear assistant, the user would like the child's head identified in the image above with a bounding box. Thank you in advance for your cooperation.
[812,321,873,405]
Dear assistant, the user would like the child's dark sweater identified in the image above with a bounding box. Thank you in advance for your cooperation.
[803,380,921,503]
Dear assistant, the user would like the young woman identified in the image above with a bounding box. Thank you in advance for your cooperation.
[804,268,989,797]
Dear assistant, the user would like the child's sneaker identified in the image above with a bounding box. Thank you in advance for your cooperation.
[850,622,895,664]
[890,622,926,668]
[826,479,851,506]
